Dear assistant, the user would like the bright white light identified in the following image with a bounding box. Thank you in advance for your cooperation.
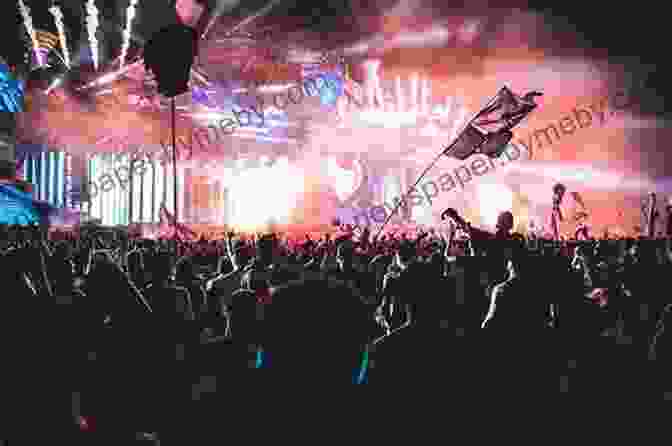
[45,77,64,94]
[342,26,453,55]
[230,161,303,230]
[49,5,70,69]
[420,121,440,137]
[389,26,452,47]
[85,0,100,70]
[477,183,514,228]
[327,157,357,202]
[120,0,140,68]
[346,74,472,129]
[362,59,383,109]
[234,83,297,94]
[17,0,42,67]
[77,61,143,90]
[355,111,418,127]
[188,112,234,121]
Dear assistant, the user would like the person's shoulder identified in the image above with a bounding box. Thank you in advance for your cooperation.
[368,327,451,379]
[126,248,142,258]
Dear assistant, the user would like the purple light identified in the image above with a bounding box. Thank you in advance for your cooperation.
[33,48,47,66]
[191,87,210,104]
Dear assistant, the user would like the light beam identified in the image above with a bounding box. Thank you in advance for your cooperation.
[49,4,71,69]
[85,0,100,70]
[120,0,140,68]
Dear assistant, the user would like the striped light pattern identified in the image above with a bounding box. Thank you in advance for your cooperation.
[88,153,176,225]
[64,153,72,208]
[22,150,67,206]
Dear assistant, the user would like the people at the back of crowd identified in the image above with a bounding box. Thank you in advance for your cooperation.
[2,217,672,440]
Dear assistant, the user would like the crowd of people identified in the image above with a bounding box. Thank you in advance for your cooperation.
[2,208,672,443]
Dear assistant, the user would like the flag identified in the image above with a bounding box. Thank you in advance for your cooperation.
[474,87,541,131]
[443,87,541,160]
[478,129,513,158]
[159,203,198,240]
[443,123,487,160]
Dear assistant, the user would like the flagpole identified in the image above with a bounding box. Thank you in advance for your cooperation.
[171,96,179,242]
[374,91,502,240]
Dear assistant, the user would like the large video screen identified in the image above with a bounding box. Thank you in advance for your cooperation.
[0,183,41,225]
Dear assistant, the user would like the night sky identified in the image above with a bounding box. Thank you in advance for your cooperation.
[1,0,669,153]
[1,1,667,96]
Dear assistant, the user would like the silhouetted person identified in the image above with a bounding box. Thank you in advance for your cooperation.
[368,254,468,389]
[478,246,557,395]
[260,278,370,385]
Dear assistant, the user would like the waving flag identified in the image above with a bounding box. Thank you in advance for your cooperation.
[474,87,541,131]
[159,203,198,240]
[444,87,541,160]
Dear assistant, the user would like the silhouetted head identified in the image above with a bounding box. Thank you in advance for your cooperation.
[263,279,368,383]
[150,251,176,283]
[256,234,278,265]
[175,256,196,283]
[396,241,416,266]
[504,240,529,277]
[336,240,354,269]
[230,288,263,346]
[496,211,514,233]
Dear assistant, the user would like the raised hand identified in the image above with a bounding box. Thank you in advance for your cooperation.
[440,207,459,221]
[441,208,468,229]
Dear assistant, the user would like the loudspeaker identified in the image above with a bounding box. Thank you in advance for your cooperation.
[144,24,198,97]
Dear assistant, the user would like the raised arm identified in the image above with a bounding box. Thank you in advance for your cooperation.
[440,208,494,242]
[482,283,502,328]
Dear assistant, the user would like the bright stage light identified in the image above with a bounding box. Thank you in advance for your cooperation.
[230,161,303,230]
[355,110,419,127]
[477,183,513,229]
[327,157,357,202]
[45,77,64,94]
